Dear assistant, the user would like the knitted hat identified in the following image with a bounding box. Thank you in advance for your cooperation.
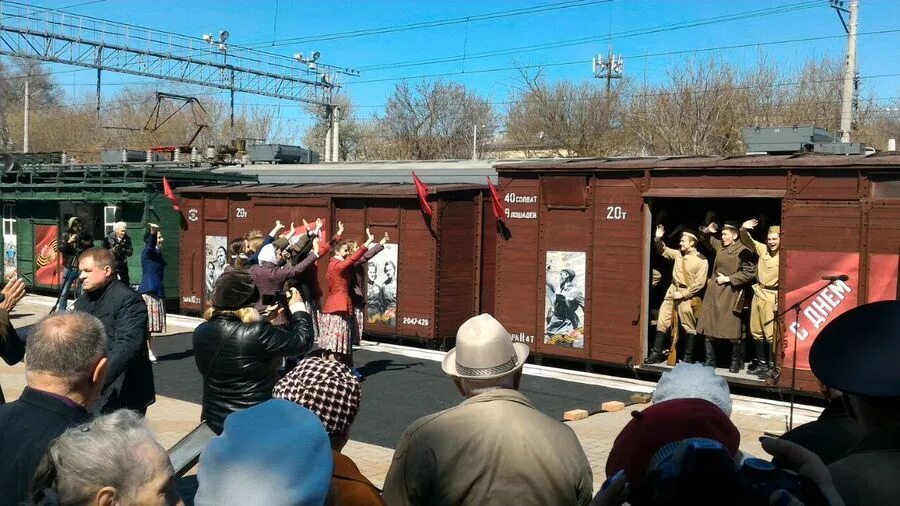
[606,399,740,486]
[652,363,733,416]
[210,269,259,310]
[195,400,333,506]
[273,356,362,440]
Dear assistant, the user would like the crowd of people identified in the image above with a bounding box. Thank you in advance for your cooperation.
[0,213,895,505]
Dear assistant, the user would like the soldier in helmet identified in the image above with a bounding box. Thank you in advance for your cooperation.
[645,225,708,364]
[740,219,781,376]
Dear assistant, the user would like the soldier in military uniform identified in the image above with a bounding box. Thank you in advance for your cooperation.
[645,225,709,364]
[740,219,780,376]
[696,221,757,372]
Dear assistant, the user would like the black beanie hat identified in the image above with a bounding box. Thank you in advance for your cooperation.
[211,269,260,310]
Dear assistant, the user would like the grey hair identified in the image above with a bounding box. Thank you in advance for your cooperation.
[114,221,128,232]
[42,410,159,503]
[26,312,107,382]
[459,373,518,396]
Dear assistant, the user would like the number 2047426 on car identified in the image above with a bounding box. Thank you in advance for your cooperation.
[402,317,430,326]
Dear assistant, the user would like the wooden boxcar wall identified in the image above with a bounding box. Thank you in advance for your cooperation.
[178,188,487,342]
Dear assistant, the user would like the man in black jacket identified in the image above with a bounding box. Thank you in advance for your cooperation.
[102,221,134,286]
[75,247,154,414]
[0,312,108,504]
[193,269,314,433]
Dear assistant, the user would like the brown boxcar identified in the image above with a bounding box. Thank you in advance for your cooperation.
[176,182,493,344]
[492,153,900,393]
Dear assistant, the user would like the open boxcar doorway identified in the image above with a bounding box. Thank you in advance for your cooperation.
[640,197,782,386]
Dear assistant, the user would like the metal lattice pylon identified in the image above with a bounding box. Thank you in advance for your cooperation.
[0,0,348,106]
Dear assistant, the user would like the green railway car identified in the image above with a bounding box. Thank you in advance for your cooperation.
[0,160,252,309]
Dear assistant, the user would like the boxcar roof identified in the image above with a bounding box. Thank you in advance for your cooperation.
[213,159,498,184]
[176,182,486,197]
[494,152,900,171]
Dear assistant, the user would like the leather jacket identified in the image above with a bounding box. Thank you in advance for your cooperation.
[193,309,314,433]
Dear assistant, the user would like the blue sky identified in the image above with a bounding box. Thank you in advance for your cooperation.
[28,0,900,141]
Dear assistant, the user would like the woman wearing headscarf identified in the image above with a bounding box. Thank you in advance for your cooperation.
[192,269,314,434]
[249,236,320,327]
[138,223,166,362]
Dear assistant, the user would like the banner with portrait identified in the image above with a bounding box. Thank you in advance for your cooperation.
[366,243,398,327]
[544,251,586,349]
[205,235,227,300]
[3,235,16,282]
[34,224,62,288]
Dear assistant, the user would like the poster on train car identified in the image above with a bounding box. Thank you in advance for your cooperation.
[544,251,586,349]
[34,224,62,288]
[366,243,398,327]
[205,235,228,300]
[3,236,16,282]
[782,251,859,371]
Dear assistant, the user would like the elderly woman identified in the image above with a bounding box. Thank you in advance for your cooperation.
[138,223,166,362]
[31,410,183,505]
[273,356,386,505]
[192,269,314,434]
[102,221,134,286]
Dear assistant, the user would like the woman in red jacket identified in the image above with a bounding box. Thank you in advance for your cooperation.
[320,230,376,369]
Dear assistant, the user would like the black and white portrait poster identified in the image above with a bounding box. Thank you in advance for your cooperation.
[544,251,586,349]
[366,243,398,327]
[205,235,227,300]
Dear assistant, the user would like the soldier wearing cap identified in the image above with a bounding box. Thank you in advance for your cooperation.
[645,225,708,364]
[696,221,757,372]
[809,300,900,506]
[739,219,781,376]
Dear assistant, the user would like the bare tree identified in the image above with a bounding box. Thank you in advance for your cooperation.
[376,80,495,160]
[302,93,372,160]
[505,68,628,157]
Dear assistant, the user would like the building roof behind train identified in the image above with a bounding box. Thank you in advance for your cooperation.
[213,159,498,184]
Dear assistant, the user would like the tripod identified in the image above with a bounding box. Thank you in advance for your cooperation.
[767,279,836,430]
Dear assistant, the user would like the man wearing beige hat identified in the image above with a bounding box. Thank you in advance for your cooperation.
[740,219,781,377]
[383,313,593,506]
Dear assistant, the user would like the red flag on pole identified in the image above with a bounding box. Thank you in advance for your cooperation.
[162,176,181,212]
[487,177,506,219]
[412,172,432,216]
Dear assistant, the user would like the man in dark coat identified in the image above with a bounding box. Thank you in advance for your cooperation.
[0,312,108,504]
[74,247,155,413]
[102,221,134,286]
[696,221,756,372]
[0,278,26,404]
[809,300,900,506]
[776,385,864,466]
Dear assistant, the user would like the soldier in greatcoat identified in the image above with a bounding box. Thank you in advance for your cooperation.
[645,225,708,364]
[740,219,780,376]
[695,221,757,372]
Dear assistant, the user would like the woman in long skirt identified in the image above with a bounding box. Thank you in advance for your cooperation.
[320,235,369,368]
[138,223,166,361]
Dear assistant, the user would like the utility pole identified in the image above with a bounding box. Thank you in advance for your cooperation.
[834,0,859,143]
[332,106,340,162]
[472,124,478,160]
[592,49,624,94]
[23,78,29,153]
[324,106,332,162]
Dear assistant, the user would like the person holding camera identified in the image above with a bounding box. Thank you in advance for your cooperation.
[102,221,134,286]
[249,235,321,328]
[53,217,94,313]
[193,269,315,434]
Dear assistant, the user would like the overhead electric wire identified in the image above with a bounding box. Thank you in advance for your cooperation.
[355,0,823,72]
[242,0,614,47]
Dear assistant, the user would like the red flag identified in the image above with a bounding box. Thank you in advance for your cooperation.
[162,177,180,212]
[412,172,432,216]
[487,177,506,219]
